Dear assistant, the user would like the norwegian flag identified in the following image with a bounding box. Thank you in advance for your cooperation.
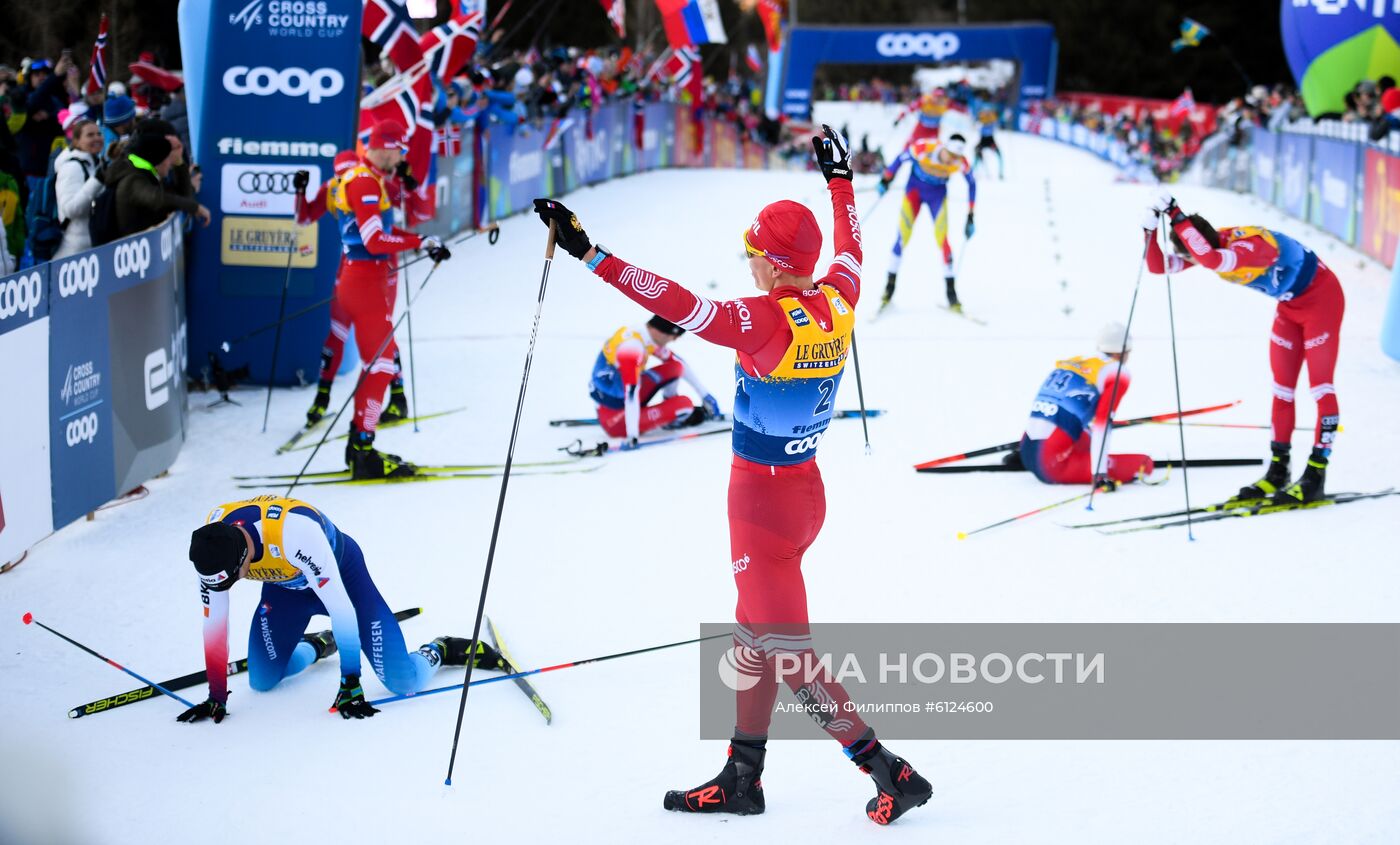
[1169,88,1196,119]
[599,0,626,38]
[85,14,109,97]
[662,46,699,90]
[363,0,422,72]
[419,10,483,84]
[361,1,438,224]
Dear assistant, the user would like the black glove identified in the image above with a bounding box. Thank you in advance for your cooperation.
[176,697,227,724]
[474,642,508,671]
[422,236,451,263]
[394,160,419,193]
[964,211,976,239]
[293,170,310,194]
[811,124,852,184]
[1092,475,1120,493]
[332,674,379,720]
[532,198,593,260]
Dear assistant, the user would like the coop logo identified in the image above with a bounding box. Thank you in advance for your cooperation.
[222,66,345,104]
[60,360,102,406]
[160,225,173,261]
[0,271,43,321]
[783,431,825,455]
[65,412,99,447]
[57,255,101,298]
[114,239,151,279]
[875,32,961,60]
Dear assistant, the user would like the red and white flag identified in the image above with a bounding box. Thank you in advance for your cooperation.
[1169,88,1196,119]
[85,14,109,97]
[362,0,437,223]
[419,9,483,84]
[599,0,626,38]
[363,0,423,72]
[745,44,763,73]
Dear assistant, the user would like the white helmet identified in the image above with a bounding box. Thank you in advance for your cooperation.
[1097,322,1132,356]
[107,81,127,97]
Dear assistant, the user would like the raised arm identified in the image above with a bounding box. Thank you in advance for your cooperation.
[820,178,862,305]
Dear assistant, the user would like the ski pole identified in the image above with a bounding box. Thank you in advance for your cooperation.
[397,223,500,271]
[399,199,422,433]
[445,222,556,787]
[369,632,729,708]
[222,293,334,352]
[1086,232,1151,511]
[911,401,1241,470]
[956,485,1115,540]
[562,425,732,457]
[283,257,448,495]
[919,457,1261,474]
[850,331,872,455]
[260,217,301,433]
[1160,217,1196,540]
[22,612,195,709]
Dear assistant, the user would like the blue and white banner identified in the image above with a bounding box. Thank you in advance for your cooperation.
[1277,132,1312,221]
[0,264,52,565]
[1252,130,1279,203]
[1310,136,1360,245]
[178,0,363,385]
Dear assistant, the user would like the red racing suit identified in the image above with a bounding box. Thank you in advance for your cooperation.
[1147,220,1343,453]
[588,179,873,747]
[325,158,423,433]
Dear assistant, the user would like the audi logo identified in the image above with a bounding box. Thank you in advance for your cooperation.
[222,65,345,104]
[57,254,101,298]
[0,271,43,321]
[114,239,152,279]
[783,431,826,455]
[875,32,961,60]
[66,412,99,447]
[237,171,299,194]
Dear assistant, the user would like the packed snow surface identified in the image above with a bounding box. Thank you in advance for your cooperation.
[4,103,1398,844]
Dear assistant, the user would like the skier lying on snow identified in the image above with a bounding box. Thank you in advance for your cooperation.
[1006,323,1153,487]
[589,315,721,448]
[178,495,504,723]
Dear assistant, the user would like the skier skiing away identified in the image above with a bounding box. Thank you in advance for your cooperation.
[877,134,976,311]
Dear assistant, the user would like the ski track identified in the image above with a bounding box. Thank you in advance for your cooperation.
[3,102,1399,844]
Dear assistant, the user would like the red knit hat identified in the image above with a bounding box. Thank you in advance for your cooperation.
[1382,87,1400,114]
[366,121,408,151]
[743,200,822,276]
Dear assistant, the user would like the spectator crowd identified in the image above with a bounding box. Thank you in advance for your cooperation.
[0,50,208,273]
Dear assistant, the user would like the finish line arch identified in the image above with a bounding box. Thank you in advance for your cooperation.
[780,23,1058,118]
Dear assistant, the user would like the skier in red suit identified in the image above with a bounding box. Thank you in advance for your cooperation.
[533,126,931,826]
[321,122,449,479]
[1144,192,1343,503]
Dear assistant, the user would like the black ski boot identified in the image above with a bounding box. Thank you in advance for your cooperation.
[945,275,961,311]
[345,428,417,479]
[303,628,338,661]
[880,272,898,310]
[1274,450,1328,505]
[665,405,708,430]
[850,737,932,826]
[1235,441,1290,501]
[382,383,410,424]
[427,636,507,669]
[663,740,766,816]
[306,382,332,425]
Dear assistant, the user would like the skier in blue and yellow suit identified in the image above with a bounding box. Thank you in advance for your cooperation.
[876,134,977,311]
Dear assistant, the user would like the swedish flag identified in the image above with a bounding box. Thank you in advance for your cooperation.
[1172,17,1211,52]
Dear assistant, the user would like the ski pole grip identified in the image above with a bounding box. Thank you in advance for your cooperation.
[545,221,557,260]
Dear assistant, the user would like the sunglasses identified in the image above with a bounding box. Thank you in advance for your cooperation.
[742,229,765,258]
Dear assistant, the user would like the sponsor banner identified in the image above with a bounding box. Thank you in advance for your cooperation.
[48,218,186,527]
[487,121,552,220]
[712,122,740,168]
[0,264,47,331]
[0,302,53,565]
[1056,91,1219,136]
[1361,148,1400,267]
[220,215,318,269]
[782,24,1055,116]
[1252,129,1278,203]
[220,163,322,216]
[1277,132,1311,220]
[1309,137,1360,245]
[698,623,1400,740]
[563,108,620,190]
[178,0,361,386]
